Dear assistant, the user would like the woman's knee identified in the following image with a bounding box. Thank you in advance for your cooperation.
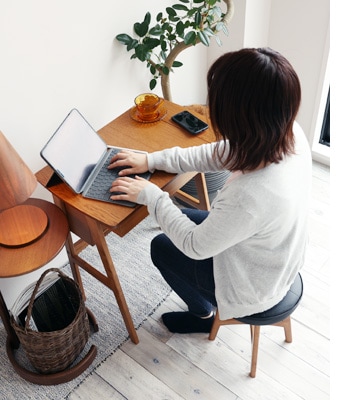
[151,233,171,267]
[181,208,209,224]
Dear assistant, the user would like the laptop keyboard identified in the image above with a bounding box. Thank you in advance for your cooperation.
[83,148,151,206]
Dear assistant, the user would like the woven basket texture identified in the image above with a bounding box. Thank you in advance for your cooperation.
[11,268,89,374]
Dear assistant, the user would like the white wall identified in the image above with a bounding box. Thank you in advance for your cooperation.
[0,1,208,175]
[268,0,329,147]
[0,0,329,306]
[0,0,329,181]
[0,1,208,306]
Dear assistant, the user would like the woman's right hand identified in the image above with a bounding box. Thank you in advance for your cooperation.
[108,149,149,176]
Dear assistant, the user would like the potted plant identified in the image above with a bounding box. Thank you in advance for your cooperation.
[116,0,235,205]
[116,0,234,101]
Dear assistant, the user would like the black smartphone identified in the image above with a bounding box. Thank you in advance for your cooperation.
[171,110,209,135]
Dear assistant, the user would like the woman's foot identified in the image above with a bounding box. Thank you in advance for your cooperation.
[162,311,214,333]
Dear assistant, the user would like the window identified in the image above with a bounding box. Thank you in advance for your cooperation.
[319,88,330,147]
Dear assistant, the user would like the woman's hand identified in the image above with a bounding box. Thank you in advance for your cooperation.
[110,176,151,203]
[108,150,148,176]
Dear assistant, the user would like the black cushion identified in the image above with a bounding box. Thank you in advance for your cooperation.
[236,273,303,326]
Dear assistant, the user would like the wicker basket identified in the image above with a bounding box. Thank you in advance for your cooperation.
[11,267,90,374]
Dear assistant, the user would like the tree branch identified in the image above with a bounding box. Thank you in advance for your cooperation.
[160,0,234,101]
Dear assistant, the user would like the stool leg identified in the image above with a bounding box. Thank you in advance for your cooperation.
[283,316,292,343]
[250,325,260,378]
[249,324,254,341]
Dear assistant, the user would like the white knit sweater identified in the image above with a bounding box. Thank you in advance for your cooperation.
[137,122,312,319]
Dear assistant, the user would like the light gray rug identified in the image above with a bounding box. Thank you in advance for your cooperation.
[0,216,171,400]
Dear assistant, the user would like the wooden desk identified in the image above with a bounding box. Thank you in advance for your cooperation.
[35,100,215,344]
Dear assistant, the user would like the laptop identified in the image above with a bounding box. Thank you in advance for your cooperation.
[40,108,152,207]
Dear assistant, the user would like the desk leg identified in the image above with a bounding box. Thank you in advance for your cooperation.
[85,218,139,344]
[174,172,211,211]
[65,234,87,300]
[52,197,139,344]
[194,173,211,210]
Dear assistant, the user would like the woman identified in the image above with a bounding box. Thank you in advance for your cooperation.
[108,48,311,334]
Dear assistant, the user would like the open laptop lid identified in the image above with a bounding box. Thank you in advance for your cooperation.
[40,109,107,193]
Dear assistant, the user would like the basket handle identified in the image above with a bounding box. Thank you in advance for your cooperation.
[23,267,70,331]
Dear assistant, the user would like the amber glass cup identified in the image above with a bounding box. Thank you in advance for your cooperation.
[134,93,163,121]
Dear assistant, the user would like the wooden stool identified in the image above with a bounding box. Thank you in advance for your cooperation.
[209,273,303,377]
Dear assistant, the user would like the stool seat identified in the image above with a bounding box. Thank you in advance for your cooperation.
[236,273,303,326]
[209,272,303,377]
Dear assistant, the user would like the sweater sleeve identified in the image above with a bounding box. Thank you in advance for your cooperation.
[137,141,259,259]
[137,181,258,260]
[147,141,225,174]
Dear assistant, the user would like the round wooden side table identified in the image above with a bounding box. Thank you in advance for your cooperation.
[0,198,97,385]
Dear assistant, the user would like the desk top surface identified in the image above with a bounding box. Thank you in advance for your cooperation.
[36,100,215,231]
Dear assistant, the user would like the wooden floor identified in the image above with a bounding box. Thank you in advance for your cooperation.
[69,161,330,400]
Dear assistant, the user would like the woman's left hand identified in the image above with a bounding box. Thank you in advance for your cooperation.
[110,175,151,203]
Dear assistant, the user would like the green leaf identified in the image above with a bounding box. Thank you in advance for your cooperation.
[162,22,171,32]
[212,5,222,18]
[134,21,149,37]
[116,34,133,45]
[127,39,138,51]
[193,0,205,3]
[149,25,163,36]
[143,37,160,49]
[150,78,157,90]
[134,12,151,37]
[172,61,183,67]
[150,65,156,75]
[194,11,202,27]
[144,11,151,26]
[162,66,170,75]
[204,27,215,36]
[172,4,189,11]
[178,0,190,3]
[166,7,177,17]
[214,35,222,46]
[222,23,229,36]
[135,44,150,61]
[176,21,185,36]
[187,8,197,17]
[184,30,197,45]
[215,21,224,31]
[156,12,163,22]
[198,30,210,46]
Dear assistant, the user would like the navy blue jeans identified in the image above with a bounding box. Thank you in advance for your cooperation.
[150,208,217,317]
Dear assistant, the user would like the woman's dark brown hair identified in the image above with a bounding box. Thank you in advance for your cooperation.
[207,47,301,171]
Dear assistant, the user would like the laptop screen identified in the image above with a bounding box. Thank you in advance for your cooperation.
[40,109,107,193]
